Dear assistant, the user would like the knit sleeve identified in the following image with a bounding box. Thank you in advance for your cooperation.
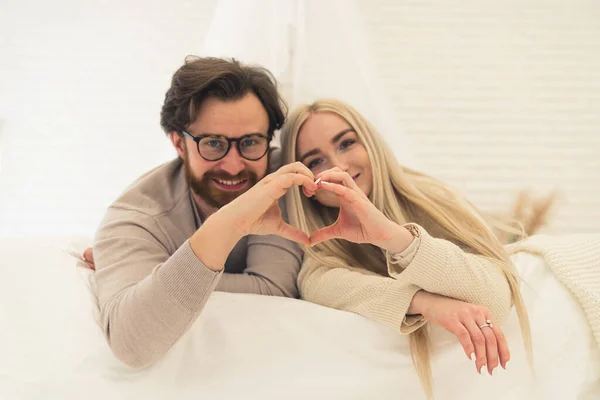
[386,223,513,327]
[298,224,513,335]
[298,257,426,333]
[215,233,302,297]
[94,207,222,369]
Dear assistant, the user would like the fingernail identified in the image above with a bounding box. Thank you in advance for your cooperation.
[489,368,493,376]
[469,352,475,361]
[478,364,485,375]
[502,361,508,370]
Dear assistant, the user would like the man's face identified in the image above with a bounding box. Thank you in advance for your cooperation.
[174,92,270,209]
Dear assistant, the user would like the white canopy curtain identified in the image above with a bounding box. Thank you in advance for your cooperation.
[201,0,417,168]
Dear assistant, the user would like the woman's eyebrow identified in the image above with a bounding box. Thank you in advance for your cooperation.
[298,128,355,162]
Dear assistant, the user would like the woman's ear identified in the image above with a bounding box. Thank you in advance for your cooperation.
[169,131,186,159]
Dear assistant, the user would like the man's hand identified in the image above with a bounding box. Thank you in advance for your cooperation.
[189,162,318,271]
[221,162,318,244]
[83,248,95,270]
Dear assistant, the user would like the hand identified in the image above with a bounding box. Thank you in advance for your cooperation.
[412,291,510,375]
[83,248,95,270]
[308,168,412,250]
[222,162,318,245]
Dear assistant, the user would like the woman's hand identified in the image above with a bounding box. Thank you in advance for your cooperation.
[307,168,413,251]
[221,162,318,245]
[411,291,510,375]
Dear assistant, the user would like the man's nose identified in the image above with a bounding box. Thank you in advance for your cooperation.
[219,145,246,176]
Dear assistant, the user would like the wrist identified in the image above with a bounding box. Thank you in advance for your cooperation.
[189,210,244,271]
[407,290,433,317]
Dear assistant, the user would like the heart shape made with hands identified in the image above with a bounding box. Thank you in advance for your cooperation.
[297,174,399,248]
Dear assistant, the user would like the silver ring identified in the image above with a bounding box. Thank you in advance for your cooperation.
[479,319,493,329]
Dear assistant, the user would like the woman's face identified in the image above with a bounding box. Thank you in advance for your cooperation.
[296,111,373,207]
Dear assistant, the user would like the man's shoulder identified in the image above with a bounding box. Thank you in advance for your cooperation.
[109,157,190,218]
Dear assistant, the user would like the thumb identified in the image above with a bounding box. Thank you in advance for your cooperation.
[276,222,310,246]
[309,224,341,246]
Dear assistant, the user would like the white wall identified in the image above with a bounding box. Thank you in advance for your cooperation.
[360,0,600,234]
[1,0,599,237]
[0,0,218,236]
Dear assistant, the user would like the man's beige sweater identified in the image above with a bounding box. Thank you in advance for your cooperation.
[93,154,303,368]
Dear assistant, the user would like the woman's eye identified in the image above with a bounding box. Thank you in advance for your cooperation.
[339,139,356,150]
[307,158,323,170]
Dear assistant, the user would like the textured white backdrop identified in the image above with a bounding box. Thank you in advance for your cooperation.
[0,0,599,237]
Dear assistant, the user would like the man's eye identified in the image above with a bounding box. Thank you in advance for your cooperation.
[242,138,257,147]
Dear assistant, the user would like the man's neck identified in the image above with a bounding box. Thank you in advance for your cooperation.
[191,192,219,221]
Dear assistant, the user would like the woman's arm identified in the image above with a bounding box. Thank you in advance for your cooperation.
[298,257,425,332]
[384,223,513,326]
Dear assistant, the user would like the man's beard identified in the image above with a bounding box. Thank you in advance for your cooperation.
[183,156,261,209]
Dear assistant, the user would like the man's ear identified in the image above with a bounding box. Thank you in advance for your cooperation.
[169,131,186,159]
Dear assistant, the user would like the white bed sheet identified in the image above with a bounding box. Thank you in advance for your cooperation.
[0,237,598,400]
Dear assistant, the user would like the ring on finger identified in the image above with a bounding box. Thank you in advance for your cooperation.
[479,319,493,329]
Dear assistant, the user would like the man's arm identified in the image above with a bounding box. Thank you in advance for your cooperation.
[94,163,316,368]
[215,234,302,297]
[94,207,240,369]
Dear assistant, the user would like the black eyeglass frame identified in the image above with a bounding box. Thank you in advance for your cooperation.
[180,130,272,161]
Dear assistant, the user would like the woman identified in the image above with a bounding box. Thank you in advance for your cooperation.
[280,99,532,398]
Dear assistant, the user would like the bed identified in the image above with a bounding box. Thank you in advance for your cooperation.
[0,236,598,399]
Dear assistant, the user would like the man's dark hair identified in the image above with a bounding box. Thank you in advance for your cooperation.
[160,56,287,139]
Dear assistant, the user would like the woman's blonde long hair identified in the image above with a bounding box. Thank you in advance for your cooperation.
[280,99,532,399]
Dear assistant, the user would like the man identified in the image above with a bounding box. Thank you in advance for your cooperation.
[90,56,317,369]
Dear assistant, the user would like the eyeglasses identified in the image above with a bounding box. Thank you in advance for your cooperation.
[180,130,271,161]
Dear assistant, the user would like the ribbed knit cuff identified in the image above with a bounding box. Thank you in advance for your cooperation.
[372,281,426,334]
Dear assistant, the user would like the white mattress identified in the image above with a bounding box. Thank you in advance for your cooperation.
[0,237,598,400]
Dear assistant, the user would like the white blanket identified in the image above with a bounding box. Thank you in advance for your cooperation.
[0,237,598,400]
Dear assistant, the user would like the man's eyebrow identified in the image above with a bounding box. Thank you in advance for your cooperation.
[193,131,267,137]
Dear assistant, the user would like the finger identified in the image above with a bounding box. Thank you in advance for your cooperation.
[318,181,360,204]
[302,180,318,198]
[309,224,341,246]
[451,323,475,361]
[317,170,361,191]
[267,173,318,199]
[463,320,488,375]
[83,248,94,263]
[302,187,318,198]
[481,324,499,375]
[275,162,315,180]
[276,222,310,246]
[84,261,96,271]
[490,320,510,369]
